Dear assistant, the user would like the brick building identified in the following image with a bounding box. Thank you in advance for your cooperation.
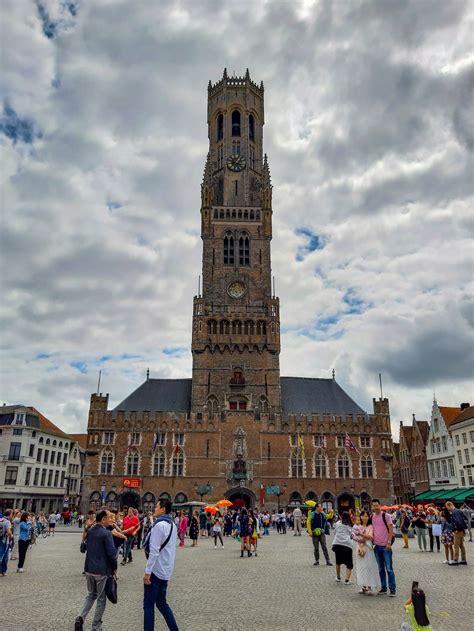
[83,70,394,513]
[396,415,430,503]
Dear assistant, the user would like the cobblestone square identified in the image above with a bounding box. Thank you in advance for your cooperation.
[2,528,473,630]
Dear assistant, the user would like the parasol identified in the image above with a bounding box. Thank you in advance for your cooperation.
[216,499,233,507]
[305,500,317,507]
[204,505,218,514]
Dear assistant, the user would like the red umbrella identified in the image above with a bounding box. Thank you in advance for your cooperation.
[204,505,217,514]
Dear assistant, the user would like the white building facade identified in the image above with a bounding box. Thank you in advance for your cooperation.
[449,406,474,489]
[0,404,72,514]
[426,401,460,490]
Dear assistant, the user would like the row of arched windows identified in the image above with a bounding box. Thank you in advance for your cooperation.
[290,450,375,479]
[213,209,261,220]
[224,233,249,265]
[207,320,267,335]
[99,447,185,477]
[206,395,269,415]
[38,437,68,449]
[216,111,256,140]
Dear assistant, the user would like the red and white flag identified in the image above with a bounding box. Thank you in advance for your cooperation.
[260,484,265,506]
[344,433,360,454]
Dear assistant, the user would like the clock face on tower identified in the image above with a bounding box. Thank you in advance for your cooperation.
[226,155,246,172]
[227,282,246,299]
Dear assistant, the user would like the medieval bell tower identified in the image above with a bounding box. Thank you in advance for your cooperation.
[191,69,281,415]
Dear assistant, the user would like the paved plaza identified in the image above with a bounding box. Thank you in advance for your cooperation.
[2,528,473,630]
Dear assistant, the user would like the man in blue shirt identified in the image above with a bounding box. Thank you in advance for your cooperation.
[143,498,178,631]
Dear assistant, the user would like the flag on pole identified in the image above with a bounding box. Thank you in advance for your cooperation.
[152,433,158,452]
[297,434,305,459]
[173,444,180,456]
[260,483,266,506]
[344,433,360,454]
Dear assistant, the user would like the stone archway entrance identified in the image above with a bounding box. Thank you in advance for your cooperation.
[225,486,256,510]
[120,490,140,509]
[337,492,355,513]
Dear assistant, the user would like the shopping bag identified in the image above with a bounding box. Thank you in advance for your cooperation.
[432,524,442,537]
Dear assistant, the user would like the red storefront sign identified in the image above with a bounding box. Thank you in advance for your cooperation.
[123,478,141,489]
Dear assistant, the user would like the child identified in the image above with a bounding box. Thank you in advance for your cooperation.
[401,589,431,631]
[351,515,367,557]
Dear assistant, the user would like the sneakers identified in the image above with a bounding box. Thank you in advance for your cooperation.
[344,580,352,585]
[335,577,342,582]
[17,568,24,573]
[389,591,396,597]
[458,560,467,565]
[74,616,84,631]
[377,589,387,595]
[449,560,458,565]
[326,561,333,566]
[313,561,319,566]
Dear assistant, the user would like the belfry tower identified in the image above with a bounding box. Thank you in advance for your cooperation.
[191,69,281,415]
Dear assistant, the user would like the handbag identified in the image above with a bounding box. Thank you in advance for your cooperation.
[432,524,442,537]
[105,575,118,604]
[80,541,87,553]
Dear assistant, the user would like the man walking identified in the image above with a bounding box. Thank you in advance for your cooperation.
[371,499,396,596]
[307,503,332,566]
[75,509,117,631]
[143,498,178,631]
[293,506,303,536]
[0,509,13,576]
[460,503,472,543]
[446,501,468,565]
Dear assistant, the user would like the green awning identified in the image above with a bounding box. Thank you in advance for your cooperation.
[413,488,474,503]
[413,490,444,500]
[449,488,474,502]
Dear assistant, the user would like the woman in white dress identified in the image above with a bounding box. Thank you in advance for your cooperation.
[353,510,381,594]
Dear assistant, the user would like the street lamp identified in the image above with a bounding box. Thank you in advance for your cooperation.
[410,478,416,504]
[274,484,287,510]
[195,482,212,502]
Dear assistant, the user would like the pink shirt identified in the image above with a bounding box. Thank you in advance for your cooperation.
[372,512,392,546]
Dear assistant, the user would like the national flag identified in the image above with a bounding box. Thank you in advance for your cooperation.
[344,433,360,454]
[297,434,305,459]
[152,433,158,452]
[260,483,265,506]
[173,444,180,456]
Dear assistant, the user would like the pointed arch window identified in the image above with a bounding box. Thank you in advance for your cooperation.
[217,113,223,140]
[314,449,327,478]
[257,320,266,335]
[172,447,184,476]
[290,448,304,477]
[337,452,350,478]
[258,396,269,414]
[224,232,234,265]
[219,319,230,334]
[239,234,250,266]
[249,114,255,142]
[152,449,166,476]
[207,320,217,335]
[232,320,242,335]
[126,448,139,476]
[207,396,218,417]
[231,110,241,136]
[361,455,374,478]
[244,320,254,335]
[100,448,114,475]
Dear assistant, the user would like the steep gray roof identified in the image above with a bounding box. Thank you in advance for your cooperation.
[280,377,366,415]
[113,379,192,413]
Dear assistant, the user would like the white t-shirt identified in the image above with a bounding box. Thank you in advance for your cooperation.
[49,514,57,524]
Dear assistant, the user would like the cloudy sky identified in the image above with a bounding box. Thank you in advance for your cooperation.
[1,0,473,437]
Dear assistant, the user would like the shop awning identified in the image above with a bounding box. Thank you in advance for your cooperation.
[412,490,445,501]
[412,488,474,502]
[449,488,474,502]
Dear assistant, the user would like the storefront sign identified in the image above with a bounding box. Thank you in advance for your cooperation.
[123,478,141,488]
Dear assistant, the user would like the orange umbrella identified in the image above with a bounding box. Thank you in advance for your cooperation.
[381,505,390,510]
[216,499,233,507]
[204,505,217,514]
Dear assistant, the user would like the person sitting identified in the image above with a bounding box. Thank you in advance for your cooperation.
[401,588,431,630]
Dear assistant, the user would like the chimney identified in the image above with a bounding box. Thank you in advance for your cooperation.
[460,402,470,410]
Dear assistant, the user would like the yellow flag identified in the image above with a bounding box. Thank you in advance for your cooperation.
[297,434,305,459]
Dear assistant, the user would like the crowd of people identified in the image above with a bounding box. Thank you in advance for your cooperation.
[1,498,472,630]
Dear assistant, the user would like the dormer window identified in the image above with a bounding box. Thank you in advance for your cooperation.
[14,413,25,425]
[232,110,241,136]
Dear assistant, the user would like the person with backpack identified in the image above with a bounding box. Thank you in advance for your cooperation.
[307,503,332,566]
[371,498,396,597]
[143,498,178,631]
[0,509,13,576]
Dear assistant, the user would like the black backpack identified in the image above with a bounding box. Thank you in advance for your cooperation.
[382,512,396,544]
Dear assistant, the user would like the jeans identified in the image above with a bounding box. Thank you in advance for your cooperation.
[374,545,396,593]
[123,535,134,561]
[415,527,427,551]
[79,573,108,631]
[428,529,440,551]
[143,572,178,631]
[18,539,29,569]
[312,533,330,562]
[0,541,9,574]
[263,525,269,535]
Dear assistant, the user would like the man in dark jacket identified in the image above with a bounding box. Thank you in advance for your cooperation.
[75,509,117,630]
[307,503,332,566]
[446,501,468,565]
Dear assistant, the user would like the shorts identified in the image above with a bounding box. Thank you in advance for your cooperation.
[49,523,56,529]
[332,544,353,569]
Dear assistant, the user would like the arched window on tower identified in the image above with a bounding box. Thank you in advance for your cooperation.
[219,320,230,335]
[126,448,139,476]
[257,320,266,335]
[232,110,241,136]
[207,320,217,335]
[207,396,218,417]
[232,320,242,335]
[249,114,255,141]
[258,396,269,414]
[244,320,254,335]
[361,455,374,478]
[224,232,234,265]
[217,113,223,140]
[239,234,250,266]
[314,449,328,478]
[100,448,114,475]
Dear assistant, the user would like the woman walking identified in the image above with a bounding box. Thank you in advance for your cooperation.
[332,511,354,584]
[440,510,455,564]
[17,512,32,573]
[249,509,258,556]
[212,512,224,548]
[398,510,411,549]
[412,510,428,552]
[189,511,199,547]
[352,510,380,594]
[239,508,252,557]
[178,511,188,548]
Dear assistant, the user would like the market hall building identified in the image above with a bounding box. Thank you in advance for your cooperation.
[83,71,394,513]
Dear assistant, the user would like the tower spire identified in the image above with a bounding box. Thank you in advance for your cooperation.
[201,152,213,207]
